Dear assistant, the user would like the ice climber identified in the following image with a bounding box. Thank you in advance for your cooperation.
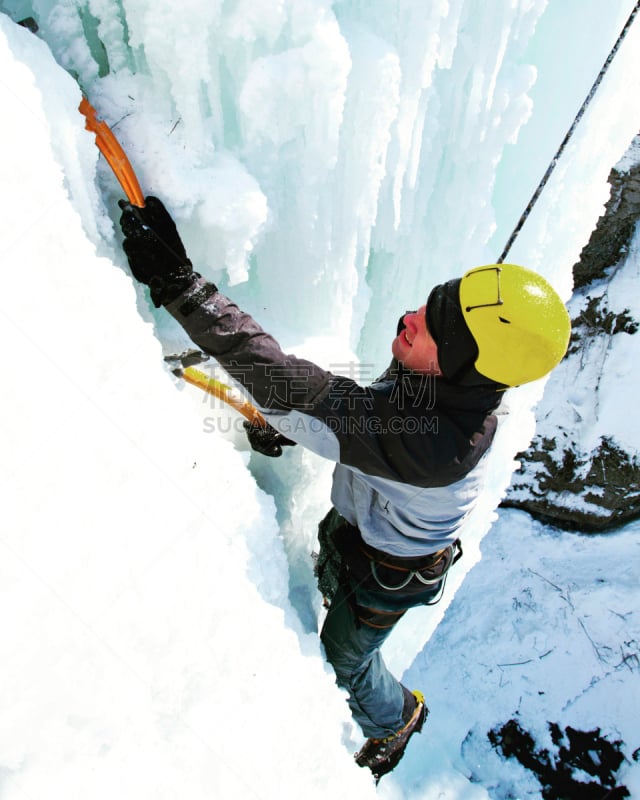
[119,196,571,781]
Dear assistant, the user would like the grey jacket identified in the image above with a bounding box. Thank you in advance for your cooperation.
[167,280,503,556]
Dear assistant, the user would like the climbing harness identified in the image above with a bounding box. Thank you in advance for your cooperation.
[318,510,463,604]
[497,1,640,264]
[363,539,463,609]
[368,541,462,591]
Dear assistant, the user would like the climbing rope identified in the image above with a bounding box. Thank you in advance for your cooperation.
[497,1,640,264]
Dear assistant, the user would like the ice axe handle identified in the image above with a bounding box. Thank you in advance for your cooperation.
[181,367,268,429]
[79,97,146,208]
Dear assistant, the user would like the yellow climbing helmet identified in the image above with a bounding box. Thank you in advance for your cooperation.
[459,263,571,387]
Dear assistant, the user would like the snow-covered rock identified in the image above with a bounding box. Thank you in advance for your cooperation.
[505,133,640,530]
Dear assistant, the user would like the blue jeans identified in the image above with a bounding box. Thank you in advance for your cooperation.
[319,540,442,738]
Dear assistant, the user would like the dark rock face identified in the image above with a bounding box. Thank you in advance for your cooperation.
[488,718,631,799]
[504,435,640,532]
[504,133,640,532]
[573,139,640,289]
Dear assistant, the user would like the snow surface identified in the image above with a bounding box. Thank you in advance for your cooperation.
[530,214,640,457]
[505,133,640,524]
[0,2,639,797]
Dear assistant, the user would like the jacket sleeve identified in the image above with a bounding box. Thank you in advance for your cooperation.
[165,279,333,411]
[164,279,496,486]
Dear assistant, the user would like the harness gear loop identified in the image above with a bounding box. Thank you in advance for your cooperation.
[367,540,463,592]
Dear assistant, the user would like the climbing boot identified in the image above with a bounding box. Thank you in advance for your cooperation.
[355,689,428,781]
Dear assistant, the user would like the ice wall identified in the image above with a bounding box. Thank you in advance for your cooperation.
[0,15,376,798]
[3,0,640,645]
[4,0,640,665]
[0,0,549,355]
[2,1,638,348]
[3,2,640,794]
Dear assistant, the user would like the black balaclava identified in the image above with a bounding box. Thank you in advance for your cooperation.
[426,278,500,387]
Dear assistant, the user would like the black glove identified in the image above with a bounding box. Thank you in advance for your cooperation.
[243,421,296,458]
[119,196,200,307]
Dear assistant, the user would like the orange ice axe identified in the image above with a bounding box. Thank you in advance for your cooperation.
[79,100,268,430]
[79,96,146,208]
